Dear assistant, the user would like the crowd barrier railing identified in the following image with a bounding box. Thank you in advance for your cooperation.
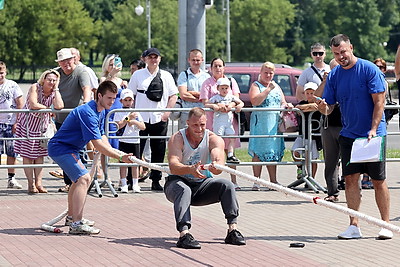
[2,104,400,195]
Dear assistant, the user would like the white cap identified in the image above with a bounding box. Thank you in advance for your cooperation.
[55,48,74,62]
[120,89,134,100]
[304,82,318,91]
[216,77,230,87]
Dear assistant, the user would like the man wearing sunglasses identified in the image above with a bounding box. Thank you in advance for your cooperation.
[296,43,331,101]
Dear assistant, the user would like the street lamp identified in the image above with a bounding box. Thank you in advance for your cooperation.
[135,0,151,48]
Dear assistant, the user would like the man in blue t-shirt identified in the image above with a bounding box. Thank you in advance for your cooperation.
[48,81,134,235]
[317,34,392,240]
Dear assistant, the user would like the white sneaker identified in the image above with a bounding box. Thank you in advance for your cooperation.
[337,225,362,239]
[252,183,260,191]
[8,179,22,189]
[65,217,95,227]
[132,185,141,193]
[378,228,393,240]
[120,184,129,193]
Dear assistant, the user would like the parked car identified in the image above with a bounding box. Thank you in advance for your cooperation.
[222,62,302,133]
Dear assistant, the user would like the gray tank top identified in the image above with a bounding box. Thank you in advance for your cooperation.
[180,128,212,182]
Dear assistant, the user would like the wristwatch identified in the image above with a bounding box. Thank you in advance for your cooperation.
[125,116,130,122]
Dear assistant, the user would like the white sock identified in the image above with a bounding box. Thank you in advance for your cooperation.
[121,178,127,186]
[228,152,234,157]
[71,221,81,227]
[132,178,139,186]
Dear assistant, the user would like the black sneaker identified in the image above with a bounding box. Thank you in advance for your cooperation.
[225,229,246,245]
[151,181,163,191]
[226,156,240,164]
[176,233,201,249]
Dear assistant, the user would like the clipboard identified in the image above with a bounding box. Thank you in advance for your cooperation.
[349,136,384,163]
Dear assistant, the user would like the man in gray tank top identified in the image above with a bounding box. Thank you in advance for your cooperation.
[165,107,246,249]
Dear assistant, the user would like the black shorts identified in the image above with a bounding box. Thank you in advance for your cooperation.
[118,142,140,158]
[339,135,386,180]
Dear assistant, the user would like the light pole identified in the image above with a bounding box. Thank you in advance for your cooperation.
[135,0,151,48]
[223,0,231,62]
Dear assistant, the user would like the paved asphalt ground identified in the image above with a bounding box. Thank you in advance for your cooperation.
[1,161,400,266]
[1,84,399,266]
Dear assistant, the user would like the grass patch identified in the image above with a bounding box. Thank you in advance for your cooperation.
[234,148,294,162]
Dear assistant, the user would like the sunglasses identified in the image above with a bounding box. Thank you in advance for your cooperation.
[376,65,385,70]
[312,52,324,57]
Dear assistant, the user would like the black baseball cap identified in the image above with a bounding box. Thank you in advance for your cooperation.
[145,48,161,57]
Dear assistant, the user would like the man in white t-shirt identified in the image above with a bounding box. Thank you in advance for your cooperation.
[128,48,178,191]
[0,61,24,189]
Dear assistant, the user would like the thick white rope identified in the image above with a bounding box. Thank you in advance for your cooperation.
[40,153,103,233]
[40,209,68,233]
[129,156,400,234]
[129,156,171,174]
[214,164,400,234]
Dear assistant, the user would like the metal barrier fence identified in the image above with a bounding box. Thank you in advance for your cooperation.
[2,105,400,193]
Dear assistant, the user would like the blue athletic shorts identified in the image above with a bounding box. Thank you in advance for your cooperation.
[51,153,88,182]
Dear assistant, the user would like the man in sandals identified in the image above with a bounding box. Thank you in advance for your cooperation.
[48,81,134,235]
[317,34,392,240]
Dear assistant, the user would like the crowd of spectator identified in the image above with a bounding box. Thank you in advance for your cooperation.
[1,41,399,206]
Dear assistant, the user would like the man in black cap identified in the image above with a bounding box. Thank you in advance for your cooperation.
[127,48,178,191]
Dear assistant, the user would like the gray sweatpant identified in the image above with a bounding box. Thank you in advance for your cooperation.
[164,175,239,232]
[321,125,342,197]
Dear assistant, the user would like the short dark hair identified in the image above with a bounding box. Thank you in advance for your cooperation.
[189,49,203,56]
[330,34,350,47]
[210,57,225,67]
[311,42,325,51]
[188,107,206,119]
[96,80,118,101]
[130,59,145,69]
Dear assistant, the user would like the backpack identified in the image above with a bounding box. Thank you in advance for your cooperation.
[146,71,163,102]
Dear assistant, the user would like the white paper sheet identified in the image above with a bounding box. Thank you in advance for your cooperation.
[350,136,384,163]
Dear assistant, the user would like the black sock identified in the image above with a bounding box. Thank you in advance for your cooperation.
[8,173,15,180]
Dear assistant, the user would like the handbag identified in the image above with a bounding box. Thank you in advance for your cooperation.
[40,121,56,149]
[278,111,299,133]
[146,71,163,102]
[384,88,398,123]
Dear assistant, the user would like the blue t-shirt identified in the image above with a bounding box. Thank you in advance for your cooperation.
[48,100,105,156]
[323,58,386,139]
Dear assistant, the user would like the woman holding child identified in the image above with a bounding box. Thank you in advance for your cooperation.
[248,61,293,190]
[200,57,242,189]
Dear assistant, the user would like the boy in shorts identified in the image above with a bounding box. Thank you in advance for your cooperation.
[204,77,244,163]
[292,82,322,178]
[114,89,145,193]
[0,61,24,189]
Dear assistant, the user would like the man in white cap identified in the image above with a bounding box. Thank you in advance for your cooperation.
[128,47,178,191]
[54,48,92,193]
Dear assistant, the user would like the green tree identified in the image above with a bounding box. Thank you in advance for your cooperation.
[78,0,127,22]
[229,0,296,63]
[0,0,97,79]
[286,0,396,65]
[101,0,178,67]
[205,4,226,61]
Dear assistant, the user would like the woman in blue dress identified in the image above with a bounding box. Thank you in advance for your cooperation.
[248,61,293,190]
